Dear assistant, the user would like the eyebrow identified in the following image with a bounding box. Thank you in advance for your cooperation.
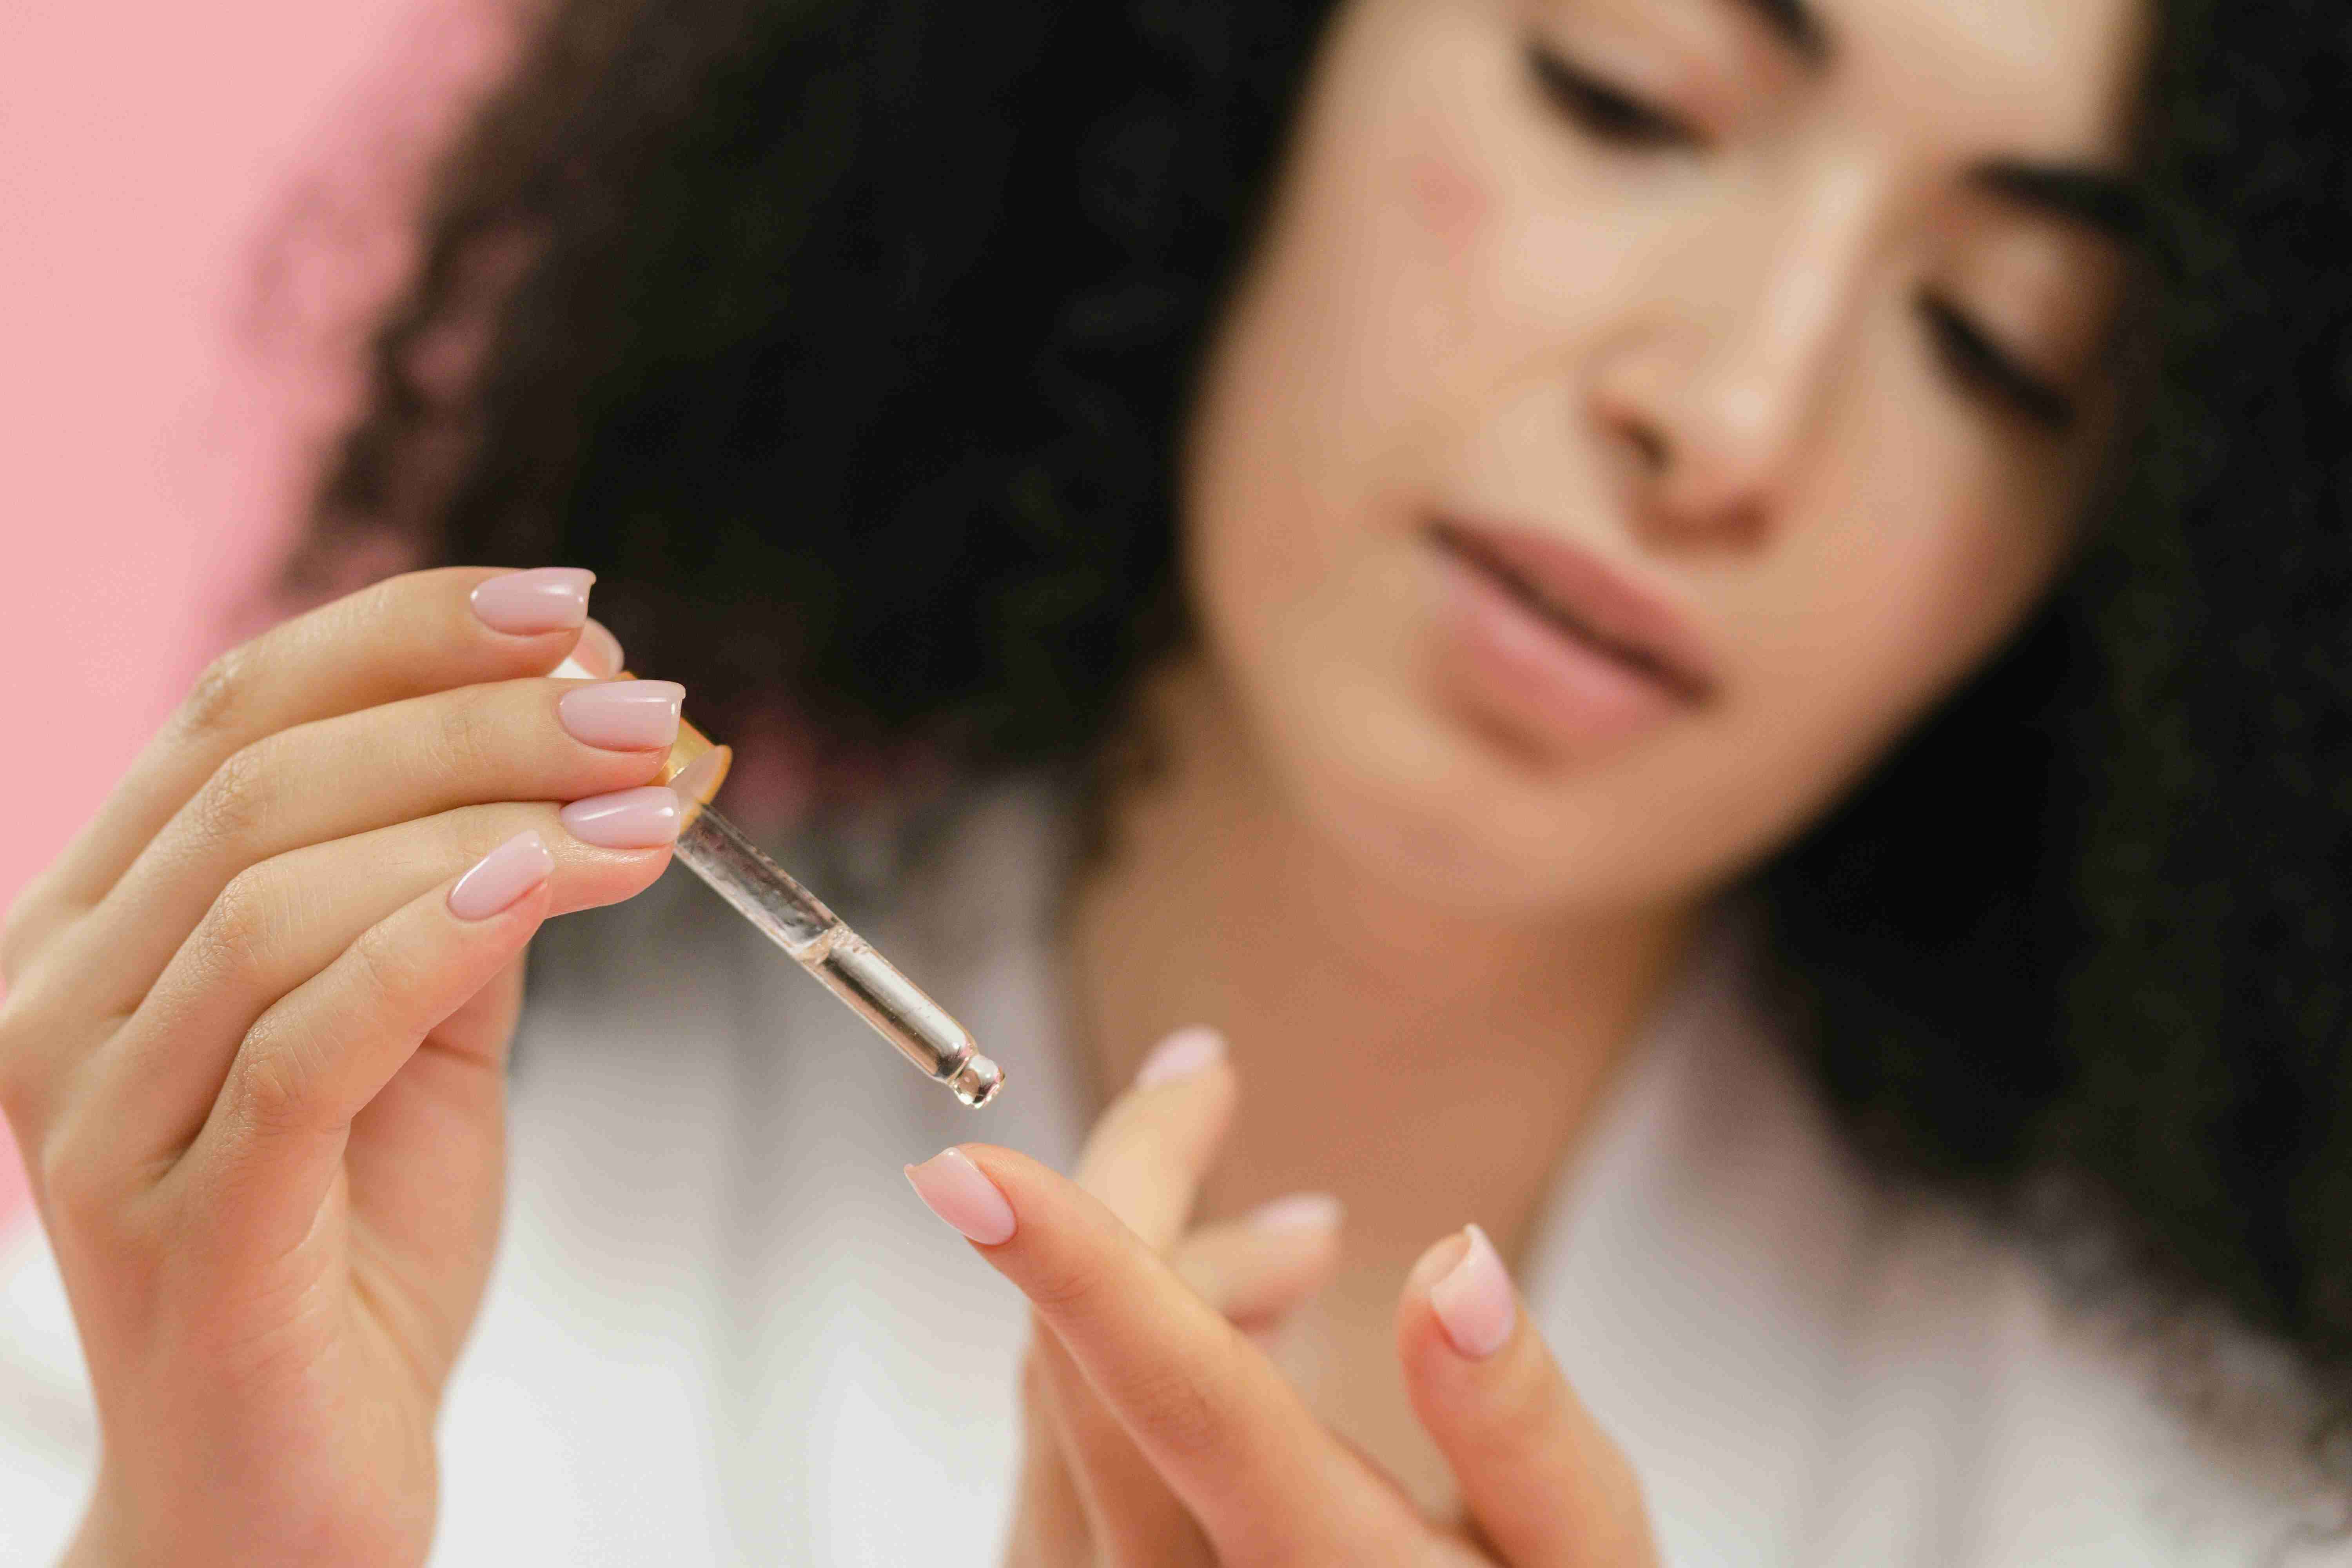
[1972,160,2149,247]
[1711,0,2148,248]
[1723,0,1833,65]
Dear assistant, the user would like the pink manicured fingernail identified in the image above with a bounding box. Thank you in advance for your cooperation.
[448,830,555,920]
[557,680,683,751]
[471,568,594,635]
[1134,1025,1225,1089]
[559,786,682,849]
[1430,1223,1515,1361]
[1249,1192,1344,1234]
[573,617,626,678]
[904,1148,1017,1245]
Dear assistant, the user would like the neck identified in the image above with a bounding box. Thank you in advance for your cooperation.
[1067,656,1699,1264]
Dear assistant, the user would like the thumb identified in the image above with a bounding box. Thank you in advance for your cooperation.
[1394,1226,1657,1568]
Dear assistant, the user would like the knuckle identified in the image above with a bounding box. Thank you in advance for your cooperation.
[201,863,292,980]
[227,1020,323,1136]
[428,687,508,780]
[189,738,287,853]
[178,642,265,740]
[344,916,428,1018]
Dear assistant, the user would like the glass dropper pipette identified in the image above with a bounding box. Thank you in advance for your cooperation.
[556,655,1004,1108]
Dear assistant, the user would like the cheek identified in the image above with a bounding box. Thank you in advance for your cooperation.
[1728,414,2077,844]
[1837,426,2072,710]
[1185,132,1500,674]
[1408,151,1490,263]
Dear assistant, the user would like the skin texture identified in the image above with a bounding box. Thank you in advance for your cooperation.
[307,0,2352,1437]
[1041,0,2149,1547]
[0,0,2157,1561]
[0,572,670,1566]
[953,1048,1657,1568]
[1185,0,2143,917]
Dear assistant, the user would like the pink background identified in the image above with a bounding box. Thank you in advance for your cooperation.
[0,2,507,1232]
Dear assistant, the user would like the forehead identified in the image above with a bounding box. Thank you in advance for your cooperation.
[1850,0,2148,159]
[1593,0,2151,160]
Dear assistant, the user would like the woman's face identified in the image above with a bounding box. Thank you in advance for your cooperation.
[1185,0,2145,914]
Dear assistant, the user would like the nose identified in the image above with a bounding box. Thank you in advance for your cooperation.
[1586,163,1882,550]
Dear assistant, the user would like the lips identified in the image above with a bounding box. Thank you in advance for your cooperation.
[1427,517,1716,755]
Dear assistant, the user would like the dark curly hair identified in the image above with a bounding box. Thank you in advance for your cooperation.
[294,0,2352,1442]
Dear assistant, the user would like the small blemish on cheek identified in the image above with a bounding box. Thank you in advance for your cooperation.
[1407,152,1489,252]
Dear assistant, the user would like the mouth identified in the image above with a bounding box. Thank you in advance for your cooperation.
[1426,518,1716,706]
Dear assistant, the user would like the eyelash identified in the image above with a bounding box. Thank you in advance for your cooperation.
[1523,40,2079,435]
[1524,40,1702,151]
[1916,296,2078,432]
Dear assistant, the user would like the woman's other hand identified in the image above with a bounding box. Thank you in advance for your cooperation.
[921,1033,1659,1567]
[0,568,681,1567]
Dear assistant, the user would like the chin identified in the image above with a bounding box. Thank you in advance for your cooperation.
[1236,657,1661,918]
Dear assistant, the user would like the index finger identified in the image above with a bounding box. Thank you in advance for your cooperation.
[904,1143,1412,1564]
[1072,1025,1235,1249]
[5,566,599,968]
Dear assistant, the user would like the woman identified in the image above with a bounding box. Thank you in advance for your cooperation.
[5,0,2352,1559]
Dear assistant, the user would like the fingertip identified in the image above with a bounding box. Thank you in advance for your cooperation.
[1396,1226,1512,1370]
[1186,1194,1347,1327]
[1429,1224,1515,1361]
[497,874,559,941]
[559,785,684,849]
[1246,1191,1345,1236]
[532,829,676,923]
[906,1145,1018,1245]
[1255,1194,1348,1286]
[469,566,595,637]
[448,829,557,920]
[947,1142,1043,1206]
[1396,1235,1649,1568]
[572,616,626,679]
[601,840,679,912]
[1131,1024,1228,1091]
[1404,1227,1474,1303]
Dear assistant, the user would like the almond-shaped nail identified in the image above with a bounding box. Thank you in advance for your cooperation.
[1429,1223,1515,1361]
[573,617,626,679]
[557,680,683,751]
[904,1148,1016,1245]
[1134,1025,1226,1089]
[448,830,555,920]
[559,786,682,849]
[471,567,594,635]
[1248,1192,1344,1234]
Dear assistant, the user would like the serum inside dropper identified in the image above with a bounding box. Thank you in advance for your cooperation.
[557,654,1004,1107]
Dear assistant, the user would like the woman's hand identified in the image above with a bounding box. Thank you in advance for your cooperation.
[907,1033,1659,1566]
[0,568,684,1567]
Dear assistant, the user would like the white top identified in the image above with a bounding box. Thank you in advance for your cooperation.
[2,780,2346,1564]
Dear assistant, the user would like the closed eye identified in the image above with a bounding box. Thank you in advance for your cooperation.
[1525,40,1703,152]
[1917,294,2078,433]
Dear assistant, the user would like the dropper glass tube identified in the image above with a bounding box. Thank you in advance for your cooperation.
[556,657,1003,1108]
